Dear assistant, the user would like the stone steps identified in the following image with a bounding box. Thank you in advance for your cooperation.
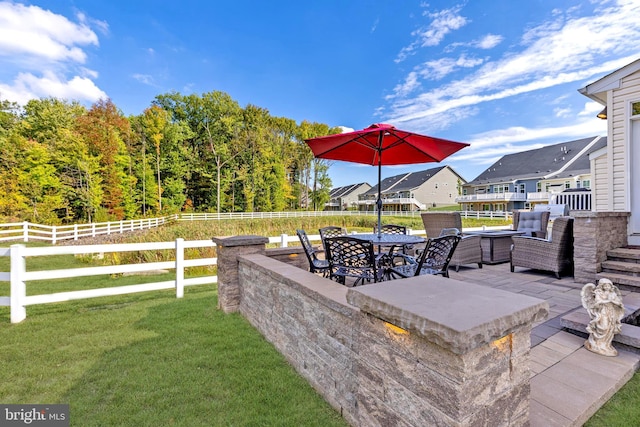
[598,247,640,291]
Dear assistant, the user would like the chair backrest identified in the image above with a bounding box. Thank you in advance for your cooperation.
[319,226,346,240]
[324,236,378,278]
[420,212,462,238]
[373,224,407,235]
[550,217,574,247]
[296,229,319,263]
[533,203,570,220]
[414,234,461,276]
[513,210,550,237]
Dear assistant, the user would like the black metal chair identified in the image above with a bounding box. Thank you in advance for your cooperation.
[319,226,347,253]
[296,229,329,277]
[389,234,461,279]
[373,223,410,263]
[319,226,346,240]
[324,236,385,286]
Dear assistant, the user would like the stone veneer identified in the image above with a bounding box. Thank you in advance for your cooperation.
[572,211,629,284]
[214,235,548,426]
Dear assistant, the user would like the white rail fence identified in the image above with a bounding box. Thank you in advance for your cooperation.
[0,210,512,245]
[1,239,216,323]
[0,216,173,245]
[1,225,511,324]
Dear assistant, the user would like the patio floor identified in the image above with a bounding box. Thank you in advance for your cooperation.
[448,263,640,427]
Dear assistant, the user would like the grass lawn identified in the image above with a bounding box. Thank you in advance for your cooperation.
[0,283,347,426]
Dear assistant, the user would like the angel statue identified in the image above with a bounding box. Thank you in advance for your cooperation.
[581,278,625,356]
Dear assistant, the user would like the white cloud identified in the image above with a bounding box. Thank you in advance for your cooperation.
[385,0,640,127]
[0,71,107,105]
[476,34,503,49]
[395,5,468,62]
[554,107,572,118]
[0,2,99,63]
[0,1,107,105]
[133,74,155,86]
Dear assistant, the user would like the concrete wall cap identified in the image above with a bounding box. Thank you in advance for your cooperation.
[212,235,269,246]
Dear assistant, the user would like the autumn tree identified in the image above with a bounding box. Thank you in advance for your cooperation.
[77,99,133,220]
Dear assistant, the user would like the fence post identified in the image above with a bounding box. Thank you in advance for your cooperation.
[280,234,288,248]
[74,224,78,240]
[92,223,96,237]
[52,226,57,245]
[175,238,184,298]
[10,244,27,323]
[22,222,29,242]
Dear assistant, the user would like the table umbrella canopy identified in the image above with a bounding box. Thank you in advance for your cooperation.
[304,123,469,236]
[305,123,469,166]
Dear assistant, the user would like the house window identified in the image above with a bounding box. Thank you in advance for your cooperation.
[519,184,526,193]
[565,181,571,189]
[537,182,542,192]
[633,101,640,116]
[582,179,591,189]
[493,184,508,193]
[482,204,490,211]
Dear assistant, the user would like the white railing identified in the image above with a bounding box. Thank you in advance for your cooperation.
[1,239,216,323]
[0,216,175,245]
[552,191,592,211]
[456,193,527,203]
[526,192,553,201]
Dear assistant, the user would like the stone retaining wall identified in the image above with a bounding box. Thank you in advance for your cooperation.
[214,235,548,426]
[572,211,629,283]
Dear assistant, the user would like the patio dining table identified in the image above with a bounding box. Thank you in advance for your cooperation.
[354,233,426,277]
[353,233,426,247]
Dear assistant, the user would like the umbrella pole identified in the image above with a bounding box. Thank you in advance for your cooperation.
[376,134,383,239]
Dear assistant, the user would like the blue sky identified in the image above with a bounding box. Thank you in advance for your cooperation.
[1,0,638,188]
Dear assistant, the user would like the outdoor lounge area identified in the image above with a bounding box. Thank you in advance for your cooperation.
[214,232,640,427]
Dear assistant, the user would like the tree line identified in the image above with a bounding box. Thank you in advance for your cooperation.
[0,92,339,224]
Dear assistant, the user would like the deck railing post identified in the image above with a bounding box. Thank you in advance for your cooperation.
[10,244,27,323]
[175,238,185,298]
[280,234,288,248]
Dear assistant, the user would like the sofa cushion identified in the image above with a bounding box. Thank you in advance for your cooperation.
[517,212,545,236]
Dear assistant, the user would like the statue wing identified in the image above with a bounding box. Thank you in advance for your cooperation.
[581,283,597,316]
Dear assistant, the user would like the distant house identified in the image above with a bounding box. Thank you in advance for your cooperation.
[325,182,371,211]
[457,136,606,212]
[357,166,465,212]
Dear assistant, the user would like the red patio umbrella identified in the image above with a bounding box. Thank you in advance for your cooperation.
[304,123,469,236]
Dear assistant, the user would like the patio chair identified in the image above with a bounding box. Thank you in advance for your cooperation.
[510,217,574,279]
[319,225,347,255]
[389,234,461,279]
[296,229,329,277]
[420,212,483,271]
[373,223,411,262]
[512,210,550,238]
[324,236,385,286]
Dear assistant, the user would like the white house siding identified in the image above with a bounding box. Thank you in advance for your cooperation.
[591,150,609,211]
[611,70,640,211]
